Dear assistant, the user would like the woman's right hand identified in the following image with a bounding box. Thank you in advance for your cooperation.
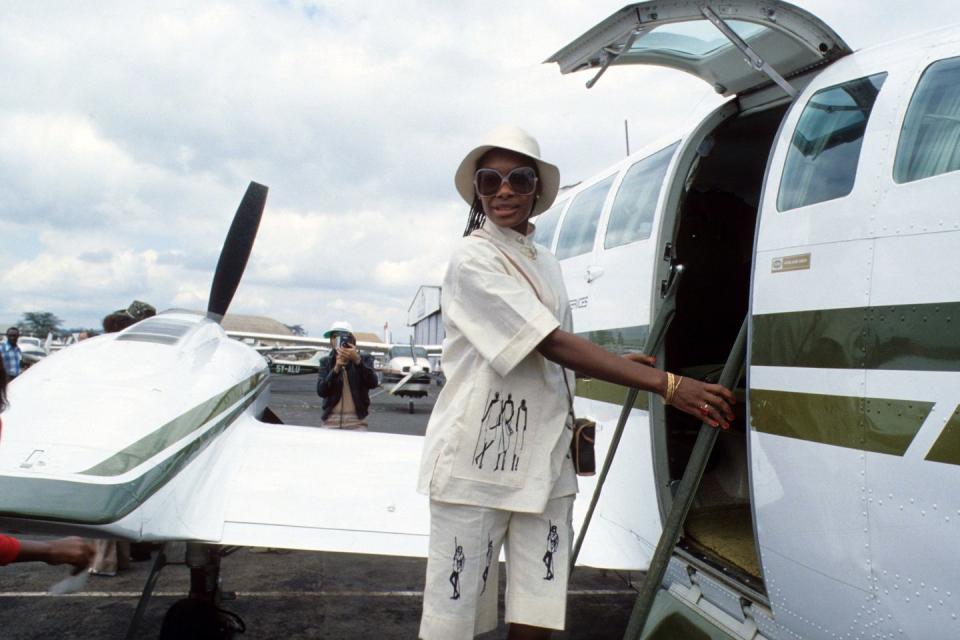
[669,377,736,430]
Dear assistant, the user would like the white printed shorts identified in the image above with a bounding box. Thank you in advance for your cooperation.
[418,495,574,639]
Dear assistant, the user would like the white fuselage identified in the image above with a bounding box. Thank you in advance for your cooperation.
[537,20,960,640]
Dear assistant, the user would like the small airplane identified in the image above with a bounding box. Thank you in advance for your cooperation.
[3,3,958,639]
[14,336,49,369]
[533,1,960,637]
[381,341,439,414]
[0,184,439,635]
[226,330,391,370]
[227,330,443,401]
[264,348,328,376]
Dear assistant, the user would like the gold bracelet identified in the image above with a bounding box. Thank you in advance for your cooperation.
[664,372,675,405]
[663,373,684,405]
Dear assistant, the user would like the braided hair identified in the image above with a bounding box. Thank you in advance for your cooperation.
[462,196,486,237]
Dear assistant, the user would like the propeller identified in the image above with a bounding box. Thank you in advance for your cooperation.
[206,181,269,322]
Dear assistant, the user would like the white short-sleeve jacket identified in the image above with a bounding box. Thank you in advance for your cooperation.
[417,222,578,513]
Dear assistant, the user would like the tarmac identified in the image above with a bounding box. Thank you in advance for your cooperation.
[0,374,644,639]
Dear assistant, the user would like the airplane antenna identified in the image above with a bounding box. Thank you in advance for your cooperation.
[207,181,269,322]
[624,119,630,156]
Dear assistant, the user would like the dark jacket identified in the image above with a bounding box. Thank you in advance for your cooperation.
[316,352,380,420]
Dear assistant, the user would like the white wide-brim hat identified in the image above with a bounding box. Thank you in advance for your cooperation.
[454,126,560,217]
[322,320,354,338]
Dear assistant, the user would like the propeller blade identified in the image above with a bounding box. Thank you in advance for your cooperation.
[207,181,269,322]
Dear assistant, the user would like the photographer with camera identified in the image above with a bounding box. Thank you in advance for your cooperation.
[316,321,380,430]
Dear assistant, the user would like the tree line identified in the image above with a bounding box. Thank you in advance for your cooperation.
[8,312,310,338]
[9,312,98,338]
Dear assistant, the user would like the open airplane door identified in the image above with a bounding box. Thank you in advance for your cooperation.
[546,0,850,98]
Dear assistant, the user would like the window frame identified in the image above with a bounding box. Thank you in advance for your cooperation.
[776,71,888,213]
[893,55,960,185]
[603,142,679,250]
[531,198,569,252]
[554,173,617,261]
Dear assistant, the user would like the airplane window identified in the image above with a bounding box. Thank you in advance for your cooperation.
[894,56,960,183]
[628,20,767,58]
[555,175,614,260]
[778,72,887,212]
[604,143,678,249]
[531,201,565,250]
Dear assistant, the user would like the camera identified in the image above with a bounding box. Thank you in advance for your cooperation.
[336,334,354,350]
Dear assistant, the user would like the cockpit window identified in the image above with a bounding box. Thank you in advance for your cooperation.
[531,201,565,250]
[778,72,887,212]
[116,317,197,345]
[555,175,614,260]
[604,143,677,249]
[894,56,960,184]
[389,346,428,359]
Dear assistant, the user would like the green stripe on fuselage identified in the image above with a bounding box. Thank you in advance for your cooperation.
[81,372,265,476]
[0,377,264,525]
[926,406,960,466]
[576,378,650,410]
[574,325,650,409]
[752,303,960,370]
[750,389,933,456]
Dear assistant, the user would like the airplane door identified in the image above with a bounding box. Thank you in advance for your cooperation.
[547,1,851,99]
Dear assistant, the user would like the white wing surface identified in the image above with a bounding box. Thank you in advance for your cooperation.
[174,413,653,569]
[204,417,431,557]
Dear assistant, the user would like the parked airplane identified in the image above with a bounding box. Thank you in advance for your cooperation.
[264,348,328,376]
[226,330,391,371]
[0,184,435,634]
[534,1,960,637]
[381,342,437,414]
[14,336,48,369]
[3,2,958,638]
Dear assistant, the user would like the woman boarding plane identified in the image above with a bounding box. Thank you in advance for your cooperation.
[416,126,734,639]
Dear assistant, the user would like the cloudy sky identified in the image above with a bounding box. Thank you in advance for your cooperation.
[0,1,951,338]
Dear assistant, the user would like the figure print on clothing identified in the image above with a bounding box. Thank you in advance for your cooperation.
[450,537,465,600]
[543,521,559,581]
[472,391,500,469]
[495,394,515,471]
[511,399,528,471]
[471,389,532,474]
[480,537,493,595]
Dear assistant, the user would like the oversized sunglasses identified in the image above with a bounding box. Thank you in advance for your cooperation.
[473,167,538,197]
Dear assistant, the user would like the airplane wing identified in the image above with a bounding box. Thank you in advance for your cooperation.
[226,331,389,353]
[166,413,649,569]
[185,415,431,558]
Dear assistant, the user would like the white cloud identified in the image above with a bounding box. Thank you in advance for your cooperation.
[0,0,953,336]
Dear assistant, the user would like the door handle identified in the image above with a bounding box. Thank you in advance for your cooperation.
[585,265,604,283]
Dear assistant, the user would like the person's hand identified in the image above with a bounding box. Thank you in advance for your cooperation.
[338,344,360,365]
[45,537,95,570]
[670,377,736,430]
[623,352,656,367]
[333,351,349,373]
